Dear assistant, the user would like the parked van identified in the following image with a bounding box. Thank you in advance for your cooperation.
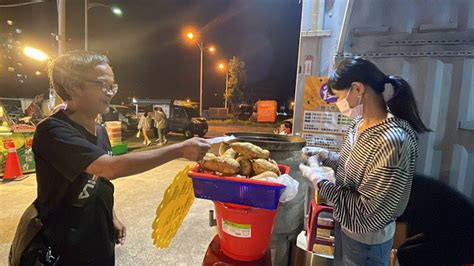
[131,99,208,138]
[103,105,138,132]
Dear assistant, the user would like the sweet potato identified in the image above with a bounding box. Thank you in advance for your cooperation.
[230,142,270,159]
[268,159,278,167]
[203,153,217,160]
[221,148,237,159]
[202,155,240,175]
[236,156,253,176]
[251,171,278,180]
[252,159,281,175]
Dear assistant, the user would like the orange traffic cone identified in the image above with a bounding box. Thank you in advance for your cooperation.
[3,139,23,181]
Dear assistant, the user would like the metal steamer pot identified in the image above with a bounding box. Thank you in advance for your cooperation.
[221,132,307,266]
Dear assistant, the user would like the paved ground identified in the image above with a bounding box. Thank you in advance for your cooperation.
[0,124,274,265]
[126,123,274,151]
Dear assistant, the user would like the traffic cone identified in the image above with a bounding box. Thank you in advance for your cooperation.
[3,139,23,181]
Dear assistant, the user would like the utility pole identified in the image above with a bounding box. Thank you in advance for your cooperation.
[84,0,88,51]
[58,0,66,55]
[224,70,228,109]
[55,0,67,107]
[199,41,203,116]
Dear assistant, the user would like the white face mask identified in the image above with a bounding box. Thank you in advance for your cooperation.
[335,86,363,118]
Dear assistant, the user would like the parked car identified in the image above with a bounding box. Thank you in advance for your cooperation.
[238,104,254,120]
[131,99,208,138]
[277,110,293,121]
[0,98,33,123]
[103,104,138,132]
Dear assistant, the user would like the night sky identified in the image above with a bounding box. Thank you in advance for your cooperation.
[0,0,302,108]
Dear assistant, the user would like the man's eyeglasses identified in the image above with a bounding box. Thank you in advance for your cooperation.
[87,80,118,95]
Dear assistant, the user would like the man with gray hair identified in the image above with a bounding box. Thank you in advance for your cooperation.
[12,51,210,265]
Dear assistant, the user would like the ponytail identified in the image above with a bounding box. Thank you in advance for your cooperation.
[386,75,431,133]
[329,57,431,134]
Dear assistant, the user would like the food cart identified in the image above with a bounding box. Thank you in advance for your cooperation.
[0,105,36,178]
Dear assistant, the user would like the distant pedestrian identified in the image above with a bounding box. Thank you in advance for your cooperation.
[154,107,167,145]
[274,120,292,135]
[25,94,45,124]
[138,111,152,146]
[95,113,103,124]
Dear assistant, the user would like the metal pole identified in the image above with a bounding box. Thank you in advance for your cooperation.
[58,0,66,55]
[332,0,354,69]
[84,0,88,51]
[55,0,67,106]
[199,41,203,116]
[224,70,228,109]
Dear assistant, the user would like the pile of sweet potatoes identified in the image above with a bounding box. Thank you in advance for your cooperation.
[201,142,281,179]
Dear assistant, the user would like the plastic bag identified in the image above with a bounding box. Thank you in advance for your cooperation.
[254,174,299,203]
[277,174,299,202]
[136,131,141,138]
[207,135,236,145]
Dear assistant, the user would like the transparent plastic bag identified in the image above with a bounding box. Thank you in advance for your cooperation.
[254,174,299,203]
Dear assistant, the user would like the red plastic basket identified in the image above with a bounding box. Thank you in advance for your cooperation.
[188,164,290,210]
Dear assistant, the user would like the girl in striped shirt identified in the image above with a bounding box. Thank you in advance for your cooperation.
[300,57,430,265]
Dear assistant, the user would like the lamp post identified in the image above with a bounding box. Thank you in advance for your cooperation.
[85,0,122,51]
[217,63,229,109]
[186,31,215,116]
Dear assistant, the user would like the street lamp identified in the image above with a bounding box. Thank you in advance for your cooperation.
[85,1,122,51]
[217,63,229,109]
[186,31,216,116]
[23,47,49,61]
[111,7,122,16]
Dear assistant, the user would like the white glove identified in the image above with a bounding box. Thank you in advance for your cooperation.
[299,156,335,189]
[302,147,329,164]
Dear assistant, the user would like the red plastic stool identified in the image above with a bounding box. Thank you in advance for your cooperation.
[306,199,335,251]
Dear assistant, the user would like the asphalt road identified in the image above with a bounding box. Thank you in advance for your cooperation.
[125,123,274,152]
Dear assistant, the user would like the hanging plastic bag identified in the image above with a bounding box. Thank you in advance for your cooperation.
[136,130,141,138]
[276,174,299,203]
[254,174,299,203]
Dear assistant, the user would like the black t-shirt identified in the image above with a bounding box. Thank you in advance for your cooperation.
[32,110,116,265]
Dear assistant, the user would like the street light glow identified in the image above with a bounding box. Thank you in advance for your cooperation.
[23,47,49,61]
[208,46,215,52]
[112,7,123,16]
[186,32,194,40]
[218,63,225,70]
[35,71,41,76]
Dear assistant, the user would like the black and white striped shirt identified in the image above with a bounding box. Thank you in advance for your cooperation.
[319,115,419,234]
